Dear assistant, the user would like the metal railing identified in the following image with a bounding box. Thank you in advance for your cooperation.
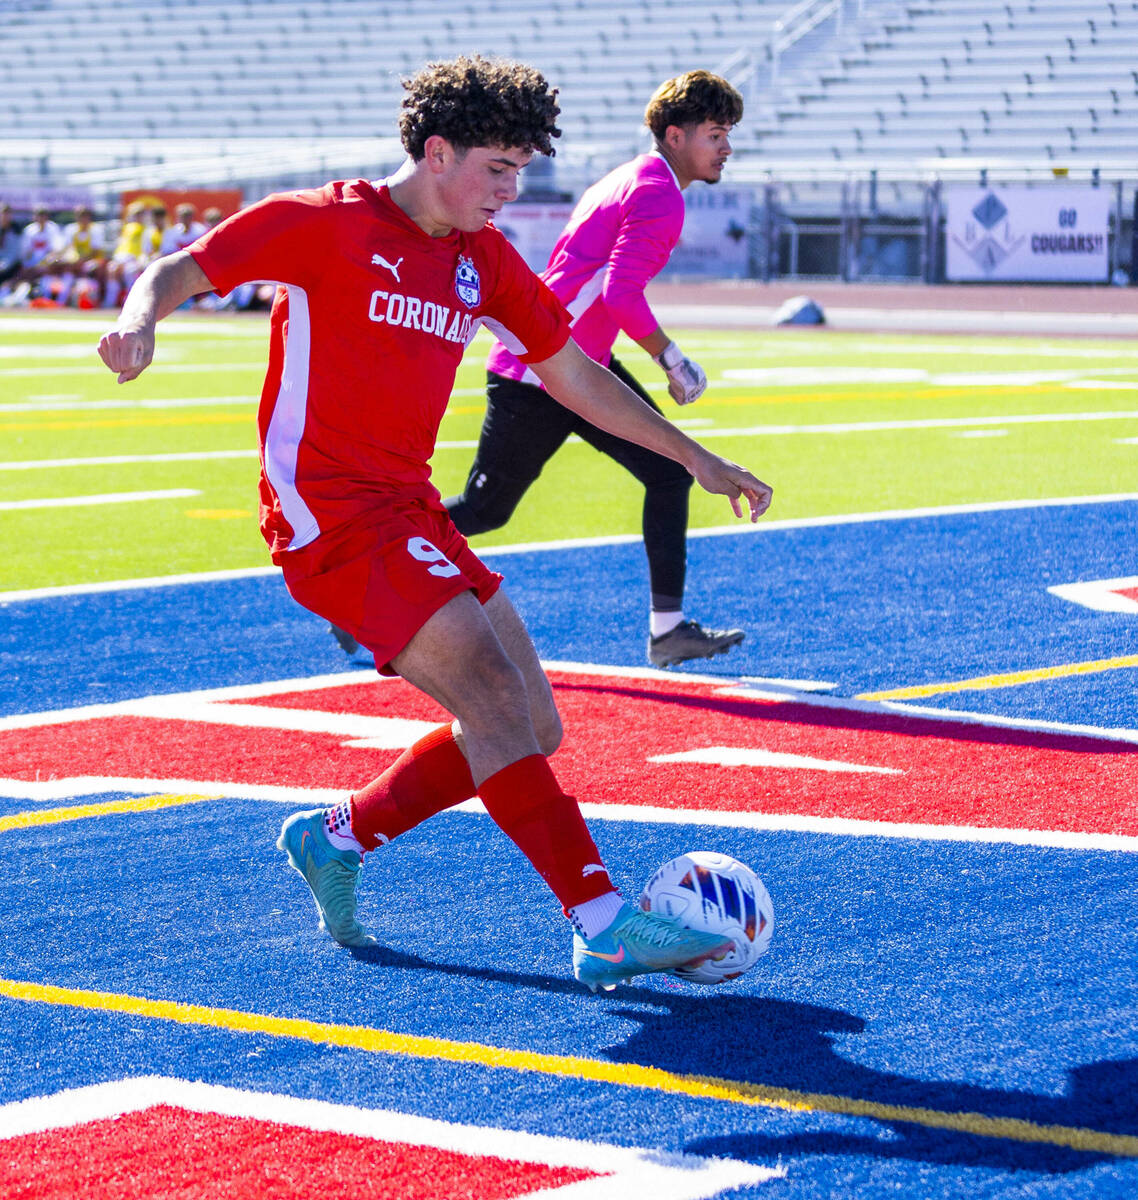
[769,0,843,89]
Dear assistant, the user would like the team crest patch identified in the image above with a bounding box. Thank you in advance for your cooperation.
[454,254,481,308]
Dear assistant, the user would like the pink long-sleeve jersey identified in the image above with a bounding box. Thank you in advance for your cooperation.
[485,152,683,384]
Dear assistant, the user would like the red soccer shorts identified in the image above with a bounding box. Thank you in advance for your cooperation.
[279,501,502,674]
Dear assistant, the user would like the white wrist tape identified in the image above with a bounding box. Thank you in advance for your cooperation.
[653,340,685,372]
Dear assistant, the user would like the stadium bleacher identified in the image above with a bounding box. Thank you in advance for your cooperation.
[0,0,784,190]
[745,0,1138,166]
[1,0,1133,193]
[0,0,1134,285]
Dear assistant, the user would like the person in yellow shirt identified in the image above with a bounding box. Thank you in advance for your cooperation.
[104,201,166,307]
[43,205,107,306]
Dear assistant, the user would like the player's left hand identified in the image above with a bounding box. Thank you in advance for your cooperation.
[653,340,707,406]
[690,450,772,523]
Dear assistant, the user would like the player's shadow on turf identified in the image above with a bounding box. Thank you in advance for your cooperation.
[602,994,1137,1173]
[342,944,646,1000]
[342,944,1136,1171]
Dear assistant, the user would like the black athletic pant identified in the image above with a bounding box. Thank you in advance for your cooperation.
[444,358,693,611]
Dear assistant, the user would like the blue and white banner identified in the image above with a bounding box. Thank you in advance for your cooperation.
[946,184,1110,282]
[663,183,751,279]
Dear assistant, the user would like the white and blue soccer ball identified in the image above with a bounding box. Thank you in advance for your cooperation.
[640,851,774,985]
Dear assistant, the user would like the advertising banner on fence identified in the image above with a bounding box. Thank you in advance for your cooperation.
[119,188,244,222]
[946,185,1110,282]
[494,187,753,279]
[662,183,751,279]
[493,202,575,272]
[0,187,95,214]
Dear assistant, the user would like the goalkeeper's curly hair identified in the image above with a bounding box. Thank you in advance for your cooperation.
[644,71,744,140]
[399,55,561,160]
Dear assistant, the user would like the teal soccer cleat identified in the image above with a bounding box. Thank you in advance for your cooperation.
[277,809,377,947]
[573,903,733,992]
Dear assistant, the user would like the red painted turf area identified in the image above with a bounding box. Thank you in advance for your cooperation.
[0,1107,601,1199]
[6,672,1136,835]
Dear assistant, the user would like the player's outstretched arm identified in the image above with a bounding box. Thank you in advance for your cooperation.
[97,250,212,383]
[530,339,772,522]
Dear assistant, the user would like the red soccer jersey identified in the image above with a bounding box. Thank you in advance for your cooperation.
[189,179,571,557]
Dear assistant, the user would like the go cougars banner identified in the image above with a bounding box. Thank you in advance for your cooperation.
[946,184,1110,282]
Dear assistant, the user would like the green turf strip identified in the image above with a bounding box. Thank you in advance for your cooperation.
[2,312,1137,590]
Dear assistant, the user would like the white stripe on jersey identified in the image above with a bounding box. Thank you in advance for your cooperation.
[565,271,605,323]
[491,272,605,387]
[484,315,545,387]
[263,285,320,549]
[481,316,518,355]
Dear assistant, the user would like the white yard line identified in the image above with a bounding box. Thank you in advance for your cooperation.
[0,488,200,511]
[571,801,1138,854]
[0,564,279,604]
[467,493,1138,555]
[0,363,266,377]
[0,449,257,472]
[687,410,1138,438]
[0,776,1133,854]
[3,493,1136,602]
[0,395,255,412]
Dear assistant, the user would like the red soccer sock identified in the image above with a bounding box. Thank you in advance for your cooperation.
[350,724,476,851]
[477,754,615,910]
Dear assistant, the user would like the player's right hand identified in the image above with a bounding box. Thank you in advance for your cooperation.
[97,326,154,384]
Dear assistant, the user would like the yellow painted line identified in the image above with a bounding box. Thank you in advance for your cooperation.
[859,654,1138,701]
[1,977,1134,1157]
[706,382,1105,410]
[0,793,221,833]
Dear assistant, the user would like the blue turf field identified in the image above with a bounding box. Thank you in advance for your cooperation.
[3,498,1134,725]
[1,498,1136,1198]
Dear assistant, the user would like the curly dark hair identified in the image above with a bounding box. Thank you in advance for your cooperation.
[399,55,561,160]
[643,70,744,140]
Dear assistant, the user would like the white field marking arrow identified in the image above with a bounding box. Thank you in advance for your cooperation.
[1048,575,1138,614]
[649,746,903,775]
[128,697,436,749]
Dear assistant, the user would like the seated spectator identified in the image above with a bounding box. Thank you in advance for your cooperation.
[104,200,159,308]
[193,204,268,311]
[0,204,23,302]
[4,205,62,305]
[43,205,107,307]
[160,203,206,256]
[146,205,169,262]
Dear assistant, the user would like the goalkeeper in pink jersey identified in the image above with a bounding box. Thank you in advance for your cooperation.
[445,71,747,669]
[98,56,772,991]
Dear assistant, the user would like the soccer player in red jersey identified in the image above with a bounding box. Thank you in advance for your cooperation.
[97,56,772,991]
